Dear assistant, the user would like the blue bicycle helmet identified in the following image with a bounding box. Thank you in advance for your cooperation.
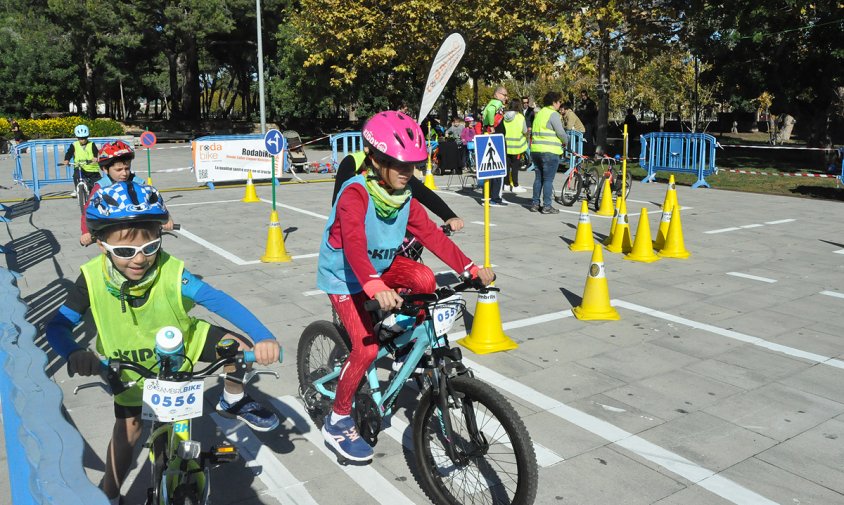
[86,181,169,233]
[74,124,90,138]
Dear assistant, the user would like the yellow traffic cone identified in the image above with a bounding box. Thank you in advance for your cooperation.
[654,175,676,249]
[572,245,620,320]
[624,208,661,263]
[595,177,614,216]
[602,197,621,245]
[260,210,292,262]
[605,198,632,254]
[242,171,261,203]
[657,205,691,259]
[458,290,518,354]
[569,200,595,252]
[423,152,439,190]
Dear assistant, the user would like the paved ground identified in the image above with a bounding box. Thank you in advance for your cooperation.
[2,143,844,504]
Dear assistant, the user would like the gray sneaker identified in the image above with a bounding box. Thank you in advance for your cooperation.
[528,204,540,212]
[541,206,559,215]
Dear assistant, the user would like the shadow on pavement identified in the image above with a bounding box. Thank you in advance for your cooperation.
[3,228,60,272]
[790,185,844,201]
[2,197,40,220]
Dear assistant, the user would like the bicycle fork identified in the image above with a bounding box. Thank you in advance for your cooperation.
[433,372,487,467]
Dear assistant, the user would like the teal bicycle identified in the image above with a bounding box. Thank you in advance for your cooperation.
[298,276,539,505]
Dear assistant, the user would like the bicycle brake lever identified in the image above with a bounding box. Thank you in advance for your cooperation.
[73,381,110,395]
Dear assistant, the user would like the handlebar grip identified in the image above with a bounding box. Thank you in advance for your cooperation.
[172,224,181,230]
[363,299,381,312]
[242,350,284,364]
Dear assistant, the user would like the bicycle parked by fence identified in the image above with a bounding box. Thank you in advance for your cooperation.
[75,335,280,505]
[557,150,632,210]
[298,274,539,505]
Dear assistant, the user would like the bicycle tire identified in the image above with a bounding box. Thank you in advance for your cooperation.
[412,375,538,505]
[148,425,168,505]
[296,320,350,426]
[77,182,89,214]
[611,169,632,200]
[558,171,582,206]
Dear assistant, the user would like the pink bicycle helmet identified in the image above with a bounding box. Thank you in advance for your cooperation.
[361,111,427,165]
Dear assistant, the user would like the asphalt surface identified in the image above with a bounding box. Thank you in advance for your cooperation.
[2,142,844,504]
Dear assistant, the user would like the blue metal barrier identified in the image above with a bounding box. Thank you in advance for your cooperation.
[640,132,718,188]
[838,148,844,186]
[566,130,584,171]
[330,132,363,168]
[12,138,123,199]
[0,268,108,505]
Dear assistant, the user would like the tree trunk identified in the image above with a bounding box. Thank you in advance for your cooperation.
[180,36,201,120]
[84,52,96,118]
[471,76,480,114]
[168,52,180,117]
[596,27,610,150]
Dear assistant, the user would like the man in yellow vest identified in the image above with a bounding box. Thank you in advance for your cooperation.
[63,124,101,197]
[503,98,528,193]
[530,91,569,214]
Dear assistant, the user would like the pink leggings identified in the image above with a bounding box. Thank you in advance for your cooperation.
[328,255,436,415]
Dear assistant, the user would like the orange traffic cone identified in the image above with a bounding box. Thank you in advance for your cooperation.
[569,200,595,252]
[458,290,518,354]
[605,198,632,254]
[654,175,676,249]
[595,178,614,216]
[624,208,661,263]
[242,171,261,203]
[657,205,690,259]
[261,210,292,262]
[572,245,620,320]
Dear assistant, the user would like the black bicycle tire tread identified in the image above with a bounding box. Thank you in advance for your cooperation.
[296,320,349,423]
[560,172,582,206]
[411,375,539,505]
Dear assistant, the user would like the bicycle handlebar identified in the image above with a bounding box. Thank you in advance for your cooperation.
[363,274,498,314]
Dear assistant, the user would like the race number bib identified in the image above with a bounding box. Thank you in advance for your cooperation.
[141,379,204,422]
[431,294,463,337]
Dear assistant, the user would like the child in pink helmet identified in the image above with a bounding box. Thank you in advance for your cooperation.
[316,110,495,462]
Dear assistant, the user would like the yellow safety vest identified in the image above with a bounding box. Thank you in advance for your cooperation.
[351,151,366,171]
[531,107,564,155]
[503,113,528,155]
[73,140,100,173]
[81,252,210,406]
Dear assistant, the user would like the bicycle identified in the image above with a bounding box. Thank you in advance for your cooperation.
[298,275,539,505]
[556,151,632,210]
[74,336,280,505]
[62,160,99,213]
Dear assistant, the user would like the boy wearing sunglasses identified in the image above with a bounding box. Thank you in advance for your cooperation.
[46,181,281,505]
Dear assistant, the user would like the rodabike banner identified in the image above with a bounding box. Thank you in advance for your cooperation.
[192,138,286,183]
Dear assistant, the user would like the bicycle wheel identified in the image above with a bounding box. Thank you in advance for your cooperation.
[297,320,350,426]
[558,171,582,206]
[147,426,168,505]
[412,375,538,505]
[77,182,89,214]
[610,169,632,200]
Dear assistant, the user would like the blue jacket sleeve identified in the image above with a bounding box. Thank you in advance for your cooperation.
[45,305,84,360]
[182,269,276,344]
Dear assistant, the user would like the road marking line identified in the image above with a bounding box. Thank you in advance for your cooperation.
[303,289,325,296]
[820,291,844,300]
[560,209,613,219]
[471,221,497,226]
[726,272,777,283]
[154,166,192,173]
[210,413,319,505]
[613,299,844,370]
[704,227,741,234]
[176,227,253,265]
[259,198,329,220]
[764,219,796,225]
[833,249,844,255]
[447,309,575,342]
[271,397,415,505]
[740,224,764,229]
[167,199,242,207]
[628,198,694,211]
[458,358,777,505]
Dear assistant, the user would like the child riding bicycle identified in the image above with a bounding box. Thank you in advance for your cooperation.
[79,140,174,246]
[46,181,281,505]
[64,124,101,198]
[317,110,495,462]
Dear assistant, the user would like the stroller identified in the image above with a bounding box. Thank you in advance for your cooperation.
[282,130,308,172]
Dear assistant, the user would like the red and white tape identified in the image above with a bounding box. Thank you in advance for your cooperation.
[722,168,839,178]
[719,144,838,151]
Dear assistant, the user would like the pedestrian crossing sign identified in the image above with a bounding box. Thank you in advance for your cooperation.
[474,134,507,180]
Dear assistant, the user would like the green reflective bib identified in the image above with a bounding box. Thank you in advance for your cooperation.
[73,141,100,173]
[531,107,563,155]
[81,252,210,406]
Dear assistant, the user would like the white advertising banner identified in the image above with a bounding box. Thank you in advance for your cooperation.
[193,138,286,183]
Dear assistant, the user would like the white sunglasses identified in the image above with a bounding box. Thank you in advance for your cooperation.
[102,238,162,259]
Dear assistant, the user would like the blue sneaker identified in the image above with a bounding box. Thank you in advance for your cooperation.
[322,415,373,462]
[216,394,279,432]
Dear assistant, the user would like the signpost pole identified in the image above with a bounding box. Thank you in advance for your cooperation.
[146,148,152,185]
[271,155,277,210]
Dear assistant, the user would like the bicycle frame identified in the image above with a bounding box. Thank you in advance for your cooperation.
[313,319,437,417]
[149,418,210,504]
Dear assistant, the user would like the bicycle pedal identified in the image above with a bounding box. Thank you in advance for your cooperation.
[209,442,238,463]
